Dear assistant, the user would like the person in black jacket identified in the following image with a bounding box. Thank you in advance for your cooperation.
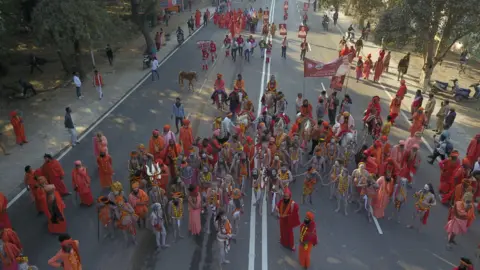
[64,107,80,147]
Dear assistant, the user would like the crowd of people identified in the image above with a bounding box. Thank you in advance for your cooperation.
[2,3,480,270]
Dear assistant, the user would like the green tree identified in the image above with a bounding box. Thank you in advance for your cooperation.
[349,0,384,28]
[129,0,160,55]
[374,0,480,91]
[32,0,127,78]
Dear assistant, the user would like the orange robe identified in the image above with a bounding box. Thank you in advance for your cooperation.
[158,164,170,190]
[10,115,27,144]
[25,171,43,212]
[244,143,255,172]
[409,112,425,137]
[47,191,67,234]
[0,193,11,229]
[128,190,149,219]
[0,240,20,270]
[71,168,94,206]
[179,126,194,156]
[48,240,82,270]
[298,222,318,268]
[300,104,313,118]
[42,160,69,196]
[162,144,182,178]
[149,136,165,161]
[97,155,113,188]
[2,228,22,250]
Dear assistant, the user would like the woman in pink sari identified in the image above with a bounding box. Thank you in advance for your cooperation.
[188,185,202,235]
[373,57,384,82]
[93,132,108,157]
[372,176,392,218]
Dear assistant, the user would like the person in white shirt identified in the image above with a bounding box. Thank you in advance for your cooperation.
[151,57,160,81]
[72,72,83,99]
[244,41,252,62]
[295,93,303,113]
[220,113,236,143]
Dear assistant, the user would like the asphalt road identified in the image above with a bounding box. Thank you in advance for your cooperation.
[8,0,479,269]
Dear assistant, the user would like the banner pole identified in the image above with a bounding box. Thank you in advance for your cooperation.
[303,78,306,96]
[343,68,350,97]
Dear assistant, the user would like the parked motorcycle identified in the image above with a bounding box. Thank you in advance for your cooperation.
[453,87,471,102]
[430,78,458,93]
[142,54,152,70]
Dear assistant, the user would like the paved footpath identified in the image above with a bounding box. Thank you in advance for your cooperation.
[0,3,214,199]
[331,11,477,157]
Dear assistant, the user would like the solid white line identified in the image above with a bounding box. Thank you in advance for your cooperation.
[262,184,268,270]
[248,184,257,270]
[7,17,211,209]
[321,82,326,91]
[431,252,456,267]
[369,205,384,235]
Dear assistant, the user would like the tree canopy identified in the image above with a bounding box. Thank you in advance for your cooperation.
[32,0,130,77]
[374,0,480,90]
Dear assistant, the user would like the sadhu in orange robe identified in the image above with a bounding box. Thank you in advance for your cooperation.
[10,111,27,145]
[71,162,94,206]
[42,155,69,196]
[149,129,165,161]
[409,109,426,137]
[25,166,45,213]
[44,184,67,234]
[298,212,318,269]
[97,153,114,188]
[129,181,149,221]
[179,119,194,156]
[162,141,182,179]
[0,192,11,229]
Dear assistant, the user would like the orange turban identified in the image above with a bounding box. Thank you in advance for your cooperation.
[131,181,140,189]
[164,125,170,131]
[306,211,314,221]
[183,119,190,125]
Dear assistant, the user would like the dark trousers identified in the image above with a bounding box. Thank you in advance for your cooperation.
[30,64,43,74]
[151,70,160,81]
[231,49,237,61]
[175,117,184,132]
[238,47,243,56]
[76,87,82,98]
[428,150,445,163]
[310,139,319,154]
[244,49,250,62]
[107,55,113,65]
[23,85,37,96]
[328,109,336,124]
[281,46,286,58]
[300,49,306,60]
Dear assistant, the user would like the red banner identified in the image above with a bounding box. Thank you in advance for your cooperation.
[279,24,287,35]
[330,75,346,91]
[303,57,343,77]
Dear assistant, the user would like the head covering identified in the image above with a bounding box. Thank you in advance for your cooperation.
[450,150,459,157]
[343,111,350,117]
[305,211,314,221]
[163,125,170,131]
[130,150,138,157]
[400,79,406,85]
[97,196,109,204]
[153,129,160,136]
[322,121,329,127]
[246,136,253,143]
[381,136,387,142]
[399,140,405,145]
[131,181,140,189]
[217,73,223,78]
[183,119,190,125]
[462,158,471,167]
[74,160,82,166]
[283,187,292,198]
[374,140,382,147]
[367,53,371,58]
[138,144,145,150]
[9,111,17,118]
[418,107,424,111]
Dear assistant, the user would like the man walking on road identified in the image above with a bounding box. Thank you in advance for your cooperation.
[424,93,436,128]
[433,100,450,133]
[72,72,83,99]
[64,107,80,147]
[171,98,186,133]
[327,91,339,124]
[92,70,104,100]
[106,44,114,65]
[300,39,309,60]
[151,56,160,81]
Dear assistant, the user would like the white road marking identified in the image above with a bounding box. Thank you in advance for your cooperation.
[369,205,384,235]
[321,82,326,91]
[431,252,456,267]
[7,17,212,209]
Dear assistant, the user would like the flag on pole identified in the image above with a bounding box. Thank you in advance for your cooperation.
[303,57,343,77]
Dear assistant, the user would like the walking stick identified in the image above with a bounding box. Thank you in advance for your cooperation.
[97,207,100,241]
